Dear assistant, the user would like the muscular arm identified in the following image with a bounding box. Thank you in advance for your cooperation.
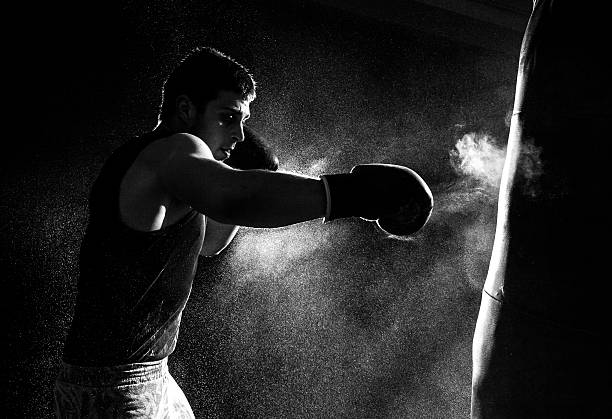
[158,133,327,228]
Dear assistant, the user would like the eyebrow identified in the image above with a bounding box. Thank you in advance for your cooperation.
[221,106,250,119]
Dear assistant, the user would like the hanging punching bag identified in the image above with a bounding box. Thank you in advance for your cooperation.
[470,1,611,418]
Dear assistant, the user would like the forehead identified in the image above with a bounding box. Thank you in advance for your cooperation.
[208,90,251,115]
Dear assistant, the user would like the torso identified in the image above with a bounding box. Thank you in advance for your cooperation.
[63,128,206,366]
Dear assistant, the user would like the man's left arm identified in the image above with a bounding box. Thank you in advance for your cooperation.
[200,126,280,257]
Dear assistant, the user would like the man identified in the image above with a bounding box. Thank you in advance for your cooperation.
[55,46,433,417]
[470,1,610,417]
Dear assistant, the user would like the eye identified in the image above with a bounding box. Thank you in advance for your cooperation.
[220,113,235,125]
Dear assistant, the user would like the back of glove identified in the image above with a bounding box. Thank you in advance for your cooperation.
[224,126,279,171]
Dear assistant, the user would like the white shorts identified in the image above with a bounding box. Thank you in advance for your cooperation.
[54,358,194,418]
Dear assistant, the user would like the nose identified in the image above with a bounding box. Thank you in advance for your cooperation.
[234,124,246,143]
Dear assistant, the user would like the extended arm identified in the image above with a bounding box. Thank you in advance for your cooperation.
[159,132,433,236]
[159,133,327,228]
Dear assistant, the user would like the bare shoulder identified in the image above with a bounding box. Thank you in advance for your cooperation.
[143,132,214,167]
[120,133,213,231]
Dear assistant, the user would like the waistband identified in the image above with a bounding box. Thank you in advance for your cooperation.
[56,358,168,387]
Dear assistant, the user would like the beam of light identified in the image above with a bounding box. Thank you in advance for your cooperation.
[227,220,352,285]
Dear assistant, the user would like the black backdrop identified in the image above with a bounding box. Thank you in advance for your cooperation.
[4,1,528,417]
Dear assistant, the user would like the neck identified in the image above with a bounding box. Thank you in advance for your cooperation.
[155,117,190,135]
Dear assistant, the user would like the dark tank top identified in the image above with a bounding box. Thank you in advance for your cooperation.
[63,127,205,366]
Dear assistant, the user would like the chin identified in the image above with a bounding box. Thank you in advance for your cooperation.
[214,152,228,161]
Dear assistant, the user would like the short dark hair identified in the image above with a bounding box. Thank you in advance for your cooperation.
[159,47,256,121]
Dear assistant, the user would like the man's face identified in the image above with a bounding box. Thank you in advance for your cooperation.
[192,90,251,161]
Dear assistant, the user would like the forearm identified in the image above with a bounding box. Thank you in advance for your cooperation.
[210,169,327,227]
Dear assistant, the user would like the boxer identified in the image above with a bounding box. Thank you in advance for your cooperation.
[55,46,433,417]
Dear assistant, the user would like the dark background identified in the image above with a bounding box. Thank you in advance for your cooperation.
[4,0,532,417]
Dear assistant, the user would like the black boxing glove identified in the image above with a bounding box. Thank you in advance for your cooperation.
[321,164,433,236]
[224,126,279,171]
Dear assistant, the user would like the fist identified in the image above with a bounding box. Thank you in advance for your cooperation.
[377,192,433,236]
[322,163,434,236]
[355,164,432,236]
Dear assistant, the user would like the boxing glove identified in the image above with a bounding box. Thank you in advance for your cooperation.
[321,164,433,236]
[224,126,279,171]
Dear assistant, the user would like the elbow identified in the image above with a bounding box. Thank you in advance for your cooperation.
[199,238,233,257]
[199,247,225,258]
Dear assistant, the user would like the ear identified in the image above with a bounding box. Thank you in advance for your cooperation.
[175,94,197,126]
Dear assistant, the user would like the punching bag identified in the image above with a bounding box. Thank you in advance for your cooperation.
[470,1,611,417]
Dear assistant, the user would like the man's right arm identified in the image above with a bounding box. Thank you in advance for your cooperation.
[158,133,327,228]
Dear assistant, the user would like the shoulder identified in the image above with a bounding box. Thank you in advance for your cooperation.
[147,132,214,162]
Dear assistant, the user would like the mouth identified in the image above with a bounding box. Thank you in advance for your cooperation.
[220,146,235,159]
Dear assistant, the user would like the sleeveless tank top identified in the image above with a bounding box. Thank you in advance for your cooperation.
[63,128,205,366]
